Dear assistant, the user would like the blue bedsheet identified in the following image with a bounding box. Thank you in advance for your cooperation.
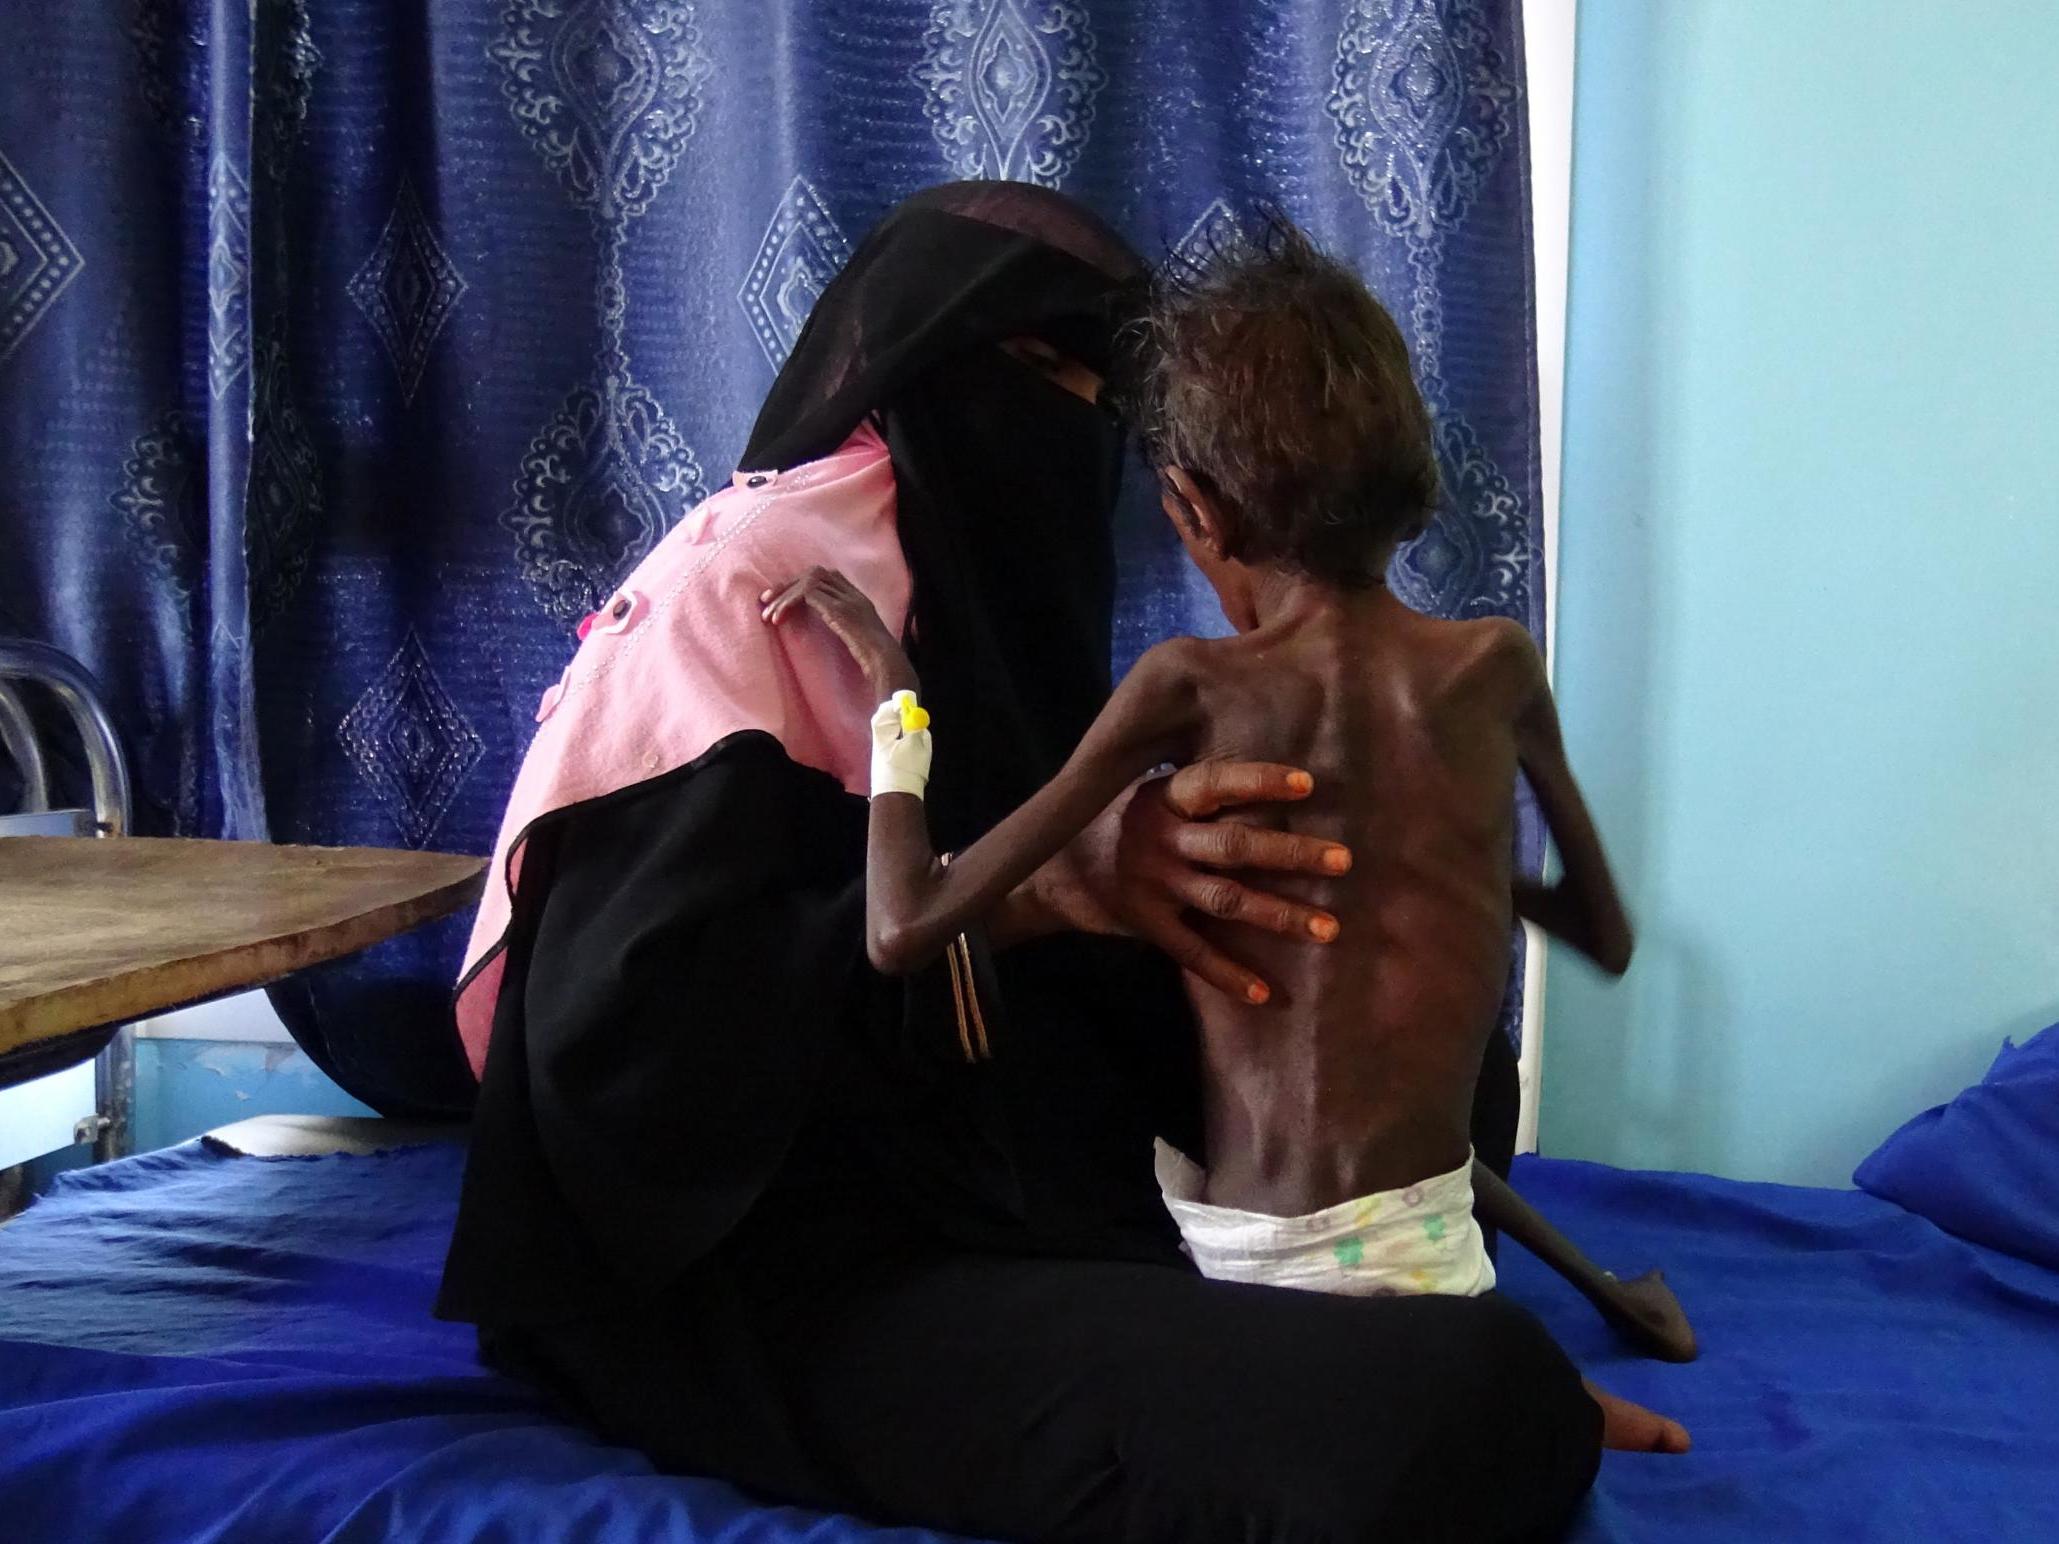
[2,1142,2054,1542]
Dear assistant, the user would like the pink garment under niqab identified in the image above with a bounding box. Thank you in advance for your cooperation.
[454,423,907,1077]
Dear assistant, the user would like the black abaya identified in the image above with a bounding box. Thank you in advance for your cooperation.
[439,183,1598,1542]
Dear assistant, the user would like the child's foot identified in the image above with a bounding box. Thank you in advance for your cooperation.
[1585,1380,1691,1454]
[1595,1268,1699,1363]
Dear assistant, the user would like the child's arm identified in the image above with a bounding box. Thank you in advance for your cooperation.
[1505,630,1634,975]
[763,569,1215,989]
[867,646,1202,981]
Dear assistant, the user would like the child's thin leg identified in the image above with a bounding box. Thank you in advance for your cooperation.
[1471,1161,1699,1363]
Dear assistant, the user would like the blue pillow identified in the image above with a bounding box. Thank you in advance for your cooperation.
[1855,1022,2059,1272]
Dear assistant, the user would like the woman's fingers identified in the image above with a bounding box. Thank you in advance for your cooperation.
[1151,914,1273,1005]
[1161,760,1315,819]
[1170,818,1350,877]
[1165,867,1339,943]
[1157,762,1350,878]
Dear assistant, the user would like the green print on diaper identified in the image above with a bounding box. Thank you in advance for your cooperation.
[1333,1235,1365,1268]
[1422,1214,1447,1244]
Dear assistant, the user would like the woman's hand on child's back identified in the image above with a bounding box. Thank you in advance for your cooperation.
[1001,761,1348,1005]
[762,567,916,699]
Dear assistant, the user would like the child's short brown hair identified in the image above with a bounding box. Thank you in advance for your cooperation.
[1139,218,1439,589]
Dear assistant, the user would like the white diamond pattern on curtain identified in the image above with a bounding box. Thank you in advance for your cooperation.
[492,0,712,623]
[917,0,1106,187]
[740,177,854,369]
[338,628,484,849]
[0,0,1545,1106]
[347,177,468,405]
[205,156,252,399]
[0,148,84,363]
[1329,0,1526,625]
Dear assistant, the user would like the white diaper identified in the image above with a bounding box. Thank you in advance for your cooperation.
[1154,1142,1496,1298]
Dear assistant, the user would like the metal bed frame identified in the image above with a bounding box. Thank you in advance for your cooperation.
[0,640,135,1160]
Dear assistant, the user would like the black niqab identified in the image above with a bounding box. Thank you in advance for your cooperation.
[440,185,1195,1339]
[741,181,1142,471]
[746,181,1145,847]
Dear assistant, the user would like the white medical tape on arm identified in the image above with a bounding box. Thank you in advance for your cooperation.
[871,691,932,799]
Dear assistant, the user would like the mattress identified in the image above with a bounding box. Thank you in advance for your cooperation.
[1,1139,2053,1541]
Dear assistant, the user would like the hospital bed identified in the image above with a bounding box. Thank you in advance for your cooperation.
[2,1069,2055,1543]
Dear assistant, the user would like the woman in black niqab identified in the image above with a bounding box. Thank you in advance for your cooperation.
[745,179,1150,854]
[439,182,1600,1543]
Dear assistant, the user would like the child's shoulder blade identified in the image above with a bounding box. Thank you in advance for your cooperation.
[1431,614,1541,704]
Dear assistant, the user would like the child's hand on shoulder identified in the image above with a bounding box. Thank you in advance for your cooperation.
[761,566,916,699]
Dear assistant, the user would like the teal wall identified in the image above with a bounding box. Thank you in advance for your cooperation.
[1542,2,2059,1185]
[130,1039,373,1154]
[21,1039,372,1198]
[16,1005,371,1198]
[122,993,372,1154]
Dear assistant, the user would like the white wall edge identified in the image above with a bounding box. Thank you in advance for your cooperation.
[1517,0,1577,1155]
[130,991,295,1043]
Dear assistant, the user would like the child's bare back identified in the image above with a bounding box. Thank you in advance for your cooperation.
[761,217,1631,1227]
[1171,598,1543,1214]
[765,557,1623,1222]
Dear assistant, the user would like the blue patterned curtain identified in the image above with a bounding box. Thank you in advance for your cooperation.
[0,0,1542,1109]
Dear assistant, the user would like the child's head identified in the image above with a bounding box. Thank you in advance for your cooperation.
[1140,218,1438,599]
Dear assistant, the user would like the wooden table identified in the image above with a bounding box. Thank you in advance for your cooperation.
[0,837,486,1085]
